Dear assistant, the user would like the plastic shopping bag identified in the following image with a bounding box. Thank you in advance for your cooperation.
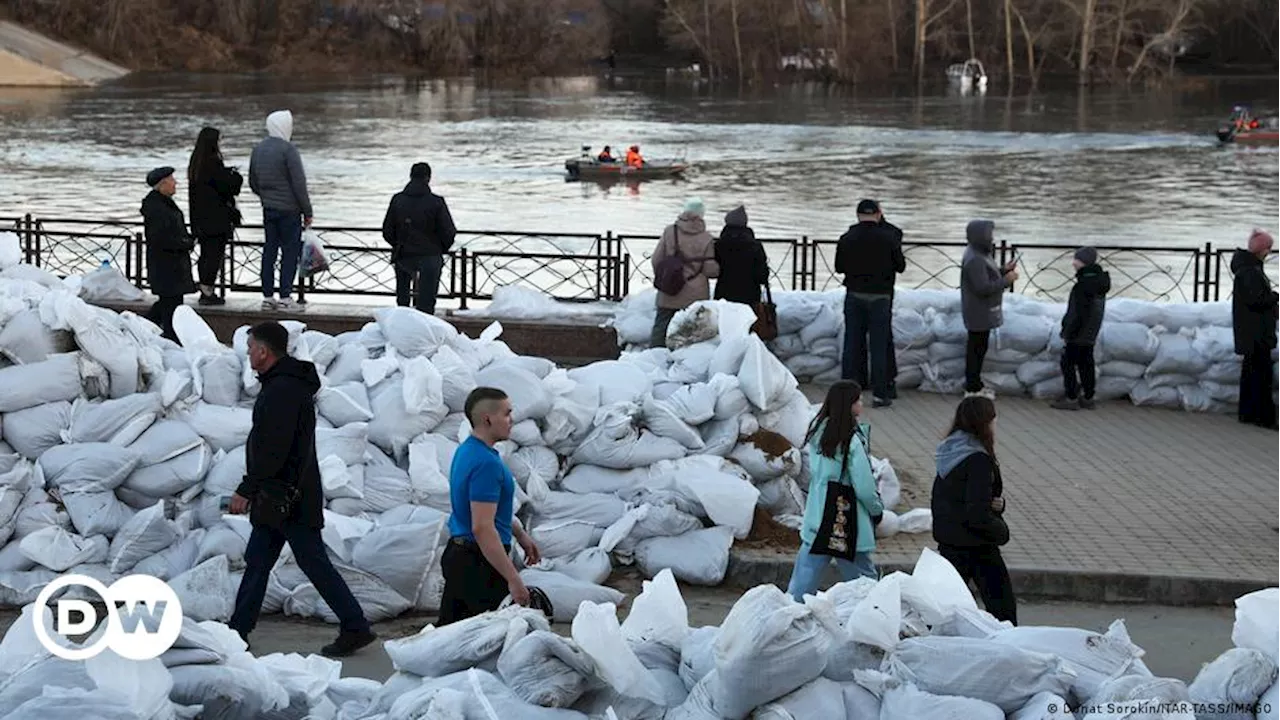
[299,230,330,280]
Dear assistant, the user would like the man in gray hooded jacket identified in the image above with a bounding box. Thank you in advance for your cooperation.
[249,110,313,310]
[959,220,1018,396]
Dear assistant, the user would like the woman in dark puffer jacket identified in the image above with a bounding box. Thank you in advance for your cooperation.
[931,395,1017,624]
[712,205,769,307]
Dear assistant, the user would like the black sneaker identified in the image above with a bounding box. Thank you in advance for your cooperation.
[1079,397,1096,410]
[198,293,226,306]
[236,629,251,653]
[321,629,377,658]
[886,385,898,400]
[1050,397,1079,411]
[872,397,893,408]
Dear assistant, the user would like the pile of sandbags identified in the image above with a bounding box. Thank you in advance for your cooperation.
[0,236,930,627]
[609,287,1276,413]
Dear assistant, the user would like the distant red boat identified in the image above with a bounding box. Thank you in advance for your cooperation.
[1218,127,1280,145]
[565,158,689,181]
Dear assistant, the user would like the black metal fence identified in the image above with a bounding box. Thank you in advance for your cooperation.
[5,214,1268,305]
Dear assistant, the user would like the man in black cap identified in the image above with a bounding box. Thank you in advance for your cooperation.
[1052,246,1110,411]
[381,162,457,314]
[140,166,195,342]
[835,199,905,406]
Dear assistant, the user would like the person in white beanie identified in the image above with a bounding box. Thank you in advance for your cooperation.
[248,110,313,311]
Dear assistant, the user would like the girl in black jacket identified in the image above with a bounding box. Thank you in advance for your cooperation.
[931,396,1017,623]
[712,205,769,306]
[188,127,243,305]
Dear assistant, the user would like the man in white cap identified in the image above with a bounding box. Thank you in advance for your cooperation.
[249,110,313,311]
[140,166,195,341]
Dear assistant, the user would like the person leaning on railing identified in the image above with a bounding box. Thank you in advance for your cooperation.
[140,166,195,342]
[187,126,243,306]
[380,162,457,315]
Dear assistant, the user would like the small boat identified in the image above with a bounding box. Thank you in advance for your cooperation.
[564,148,689,181]
[1217,106,1279,144]
[946,58,988,93]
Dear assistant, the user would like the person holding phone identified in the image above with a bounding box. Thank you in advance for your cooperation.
[960,219,1018,398]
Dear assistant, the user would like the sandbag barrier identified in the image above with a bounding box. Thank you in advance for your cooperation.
[610,287,1279,413]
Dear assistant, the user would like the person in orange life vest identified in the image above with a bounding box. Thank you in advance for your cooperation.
[626,145,644,168]
[597,146,616,162]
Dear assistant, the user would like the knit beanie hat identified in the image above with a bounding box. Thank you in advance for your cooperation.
[1074,247,1098,265]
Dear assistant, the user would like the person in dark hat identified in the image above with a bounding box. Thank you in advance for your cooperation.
[141,166,195,342]
[1052,246,1111,411]
[380,162,457,314]
[835,198,905,407]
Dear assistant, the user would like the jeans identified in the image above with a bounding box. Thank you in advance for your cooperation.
[964,330,991,392]
[438,539,511,626]
[786,542,878,602]
[1060,343,1097,400]
[842,293,892,399]
[395,254,445,314]
[651,307,678,348]
[146,295,183,342]
[937,543,1018,624]
[229,522,370,636]
[261,208,303,300]
[196,234,229,289]
[1239,348,1278,428]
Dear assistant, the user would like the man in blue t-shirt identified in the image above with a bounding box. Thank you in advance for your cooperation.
[439,386,542,625]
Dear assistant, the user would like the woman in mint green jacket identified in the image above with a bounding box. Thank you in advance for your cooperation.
[786,380,884,602]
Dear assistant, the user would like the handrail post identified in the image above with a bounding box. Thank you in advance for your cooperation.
[1193,244,1203,302]
[458,248,469,310]
[133,232,144,289]
[20,214,32,264]
[1209,242,1221,302]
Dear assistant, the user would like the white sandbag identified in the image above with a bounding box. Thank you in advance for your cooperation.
[1233,588,1279,664]
[1008,691,1074,720]
[182,402,253,452]
[1087,675,1191,709]
[1147,373,1198,389]
[497,630,597,708]
[466,364,551,425]
[1201,361,1242,384]
[666,303,721,350]
[285,561,412,623]
[407,441,451,508]
[1098,322,1160,364]
[1093,376,1139,401]
[896,508,932,534]
[699,417,741,458]
[128,418,203,465]
[660,381,719,425]
[531,520,604,560]
[1098,360,1148,379]
[375,306,459,357]
[106,500,179,573]
[169,554,235,622]
[324,342,368,385]
[727,431,800,481]
[369,378,445,457]
[560,464,648,495]
[1130,381,1182,408]
[519,569,624,623]
[123,442,211,498]
[318,455,363,501]
[316,382,373,426]
[991,619,1146,703]
[13,500,70,541]
[642,394,705,451]
[0,232,18,270]
[536,546,613,586]
[19,526,108,571]
[0,352,81,412]
[783,354,837,380]
[885,635,1075,712]
[619,568,689,653]
[1259,681,1280,720]
[634,526,734,586]
[351,521,444,603]
[899,548,979,629]
[668,341,718,383]
[671,456,758,537]
[189,350,241,408]
[755,476,805,516]
[738,336,799,411]
[402,355,445,415]
[880,682,1005,720]
[1187,648,1277,719]
[509,446,558,502]
[532,490,628,528]
[994,314,1054,355]
[0,308,73,365]
[431,344,477,413]
[571,601,668,705]
[64,393,162,446]
[386,605,551,677]
[569,361,653,406]
[59,490,135,538]
[753,677,847,720]
[1147,331,1211,376]
[570,403,687,470]
[3,401,71,459]
[869,456,902,510]
[0,567,58,605]
[39,441,140,493]
[710,584,837,719]
[1015,361,1061,387]
[756,389,813,448]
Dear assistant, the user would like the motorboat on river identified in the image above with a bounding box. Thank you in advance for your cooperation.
[1217,105,1279,144]
[564,146,689,181]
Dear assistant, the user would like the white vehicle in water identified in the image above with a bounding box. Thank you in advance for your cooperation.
[947,58,988,93]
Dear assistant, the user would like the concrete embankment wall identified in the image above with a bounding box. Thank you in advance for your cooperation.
[0,21,128,87]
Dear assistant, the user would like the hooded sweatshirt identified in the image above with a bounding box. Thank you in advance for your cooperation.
[1231,248,1279,354]
[248,110,314,218]
[237,355,324,528]
[1060,264,1111,345]
[931,430,1008,547]
[652,211,719,310]
[713,205,768,306]
[960,219,1009,332]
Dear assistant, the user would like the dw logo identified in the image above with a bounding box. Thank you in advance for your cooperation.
[32,574,184,660]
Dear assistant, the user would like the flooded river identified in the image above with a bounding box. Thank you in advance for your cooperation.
[1,74,1275,246]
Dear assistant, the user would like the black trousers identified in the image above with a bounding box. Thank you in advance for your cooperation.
[964,330,991,392]
[196,234,230,288]
[938,543,1018,624]
[395,254,445,314]
[438,538,510,626]
[651,307,678,348]
[887,297,898,392]
[1061,343,1097,400]
[1239,348,1278,428]
[229,522,370,636]
[147,295,183,342]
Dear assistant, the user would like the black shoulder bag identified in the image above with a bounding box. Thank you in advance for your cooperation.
[249,479,302,530]
[809,439,861,561]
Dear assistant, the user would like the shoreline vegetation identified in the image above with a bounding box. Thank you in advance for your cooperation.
[1,0,1276,86]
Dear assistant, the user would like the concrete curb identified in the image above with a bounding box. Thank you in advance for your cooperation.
[724,550,1273,607]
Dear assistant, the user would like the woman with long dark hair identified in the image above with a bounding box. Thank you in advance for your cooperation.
[932,396,1017,623]
[786,380,884,602]
[187,127,243,305]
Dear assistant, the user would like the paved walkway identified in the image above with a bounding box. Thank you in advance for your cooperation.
[794,388,1279,593]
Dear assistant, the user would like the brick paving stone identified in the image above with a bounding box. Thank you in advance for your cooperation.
[800,386,1279,585]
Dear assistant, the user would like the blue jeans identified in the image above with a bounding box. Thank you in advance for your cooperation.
[842,293,892,399]
[262,208,303,300]
[395,254,445,314]
[786,542,878,602]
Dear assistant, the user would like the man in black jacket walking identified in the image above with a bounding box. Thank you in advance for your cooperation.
[1052,247,1111,411]
[140,166,195,342]
[1232,229,1278,429]
[381,162,458,314]
[227,322,376,657]
[835,199,906,406]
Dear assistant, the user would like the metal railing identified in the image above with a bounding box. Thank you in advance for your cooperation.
[5,214,1270,305]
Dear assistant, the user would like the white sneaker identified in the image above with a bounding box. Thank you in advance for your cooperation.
[261,298,277,310]
[276,297,296,312]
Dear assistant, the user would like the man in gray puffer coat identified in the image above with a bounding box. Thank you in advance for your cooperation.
[960,219,1018,397]
[249,110,313,311]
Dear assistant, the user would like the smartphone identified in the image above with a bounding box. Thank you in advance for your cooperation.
[219,495,232,512]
